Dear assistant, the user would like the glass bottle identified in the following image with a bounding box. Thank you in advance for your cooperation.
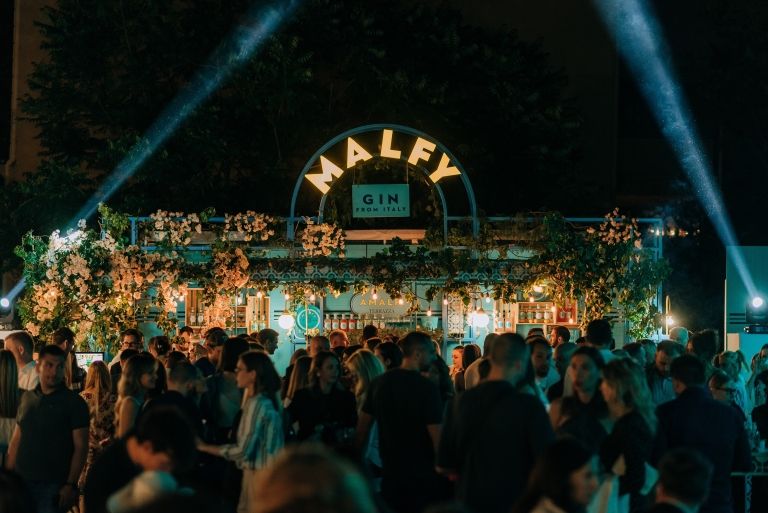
[340,314,348,331]
[348,314,357,331]
[324,314,332,332]
[331,314,339,330]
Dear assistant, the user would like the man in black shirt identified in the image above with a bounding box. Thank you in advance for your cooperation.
[357,331,443,513]
[7,345,89,513]
[141,361,204,436]
[437,333,554,513]
[83,406,197,513]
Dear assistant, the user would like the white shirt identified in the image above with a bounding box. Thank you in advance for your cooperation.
[18,360,39,391]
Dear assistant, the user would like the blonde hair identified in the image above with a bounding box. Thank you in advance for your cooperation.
[602,358,657,433]
[0,350,19,418]
[345,349,385,412]
[285,356,311,402]
[84,361,112,421]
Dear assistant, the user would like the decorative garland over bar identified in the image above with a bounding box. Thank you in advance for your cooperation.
[15,205,669,350]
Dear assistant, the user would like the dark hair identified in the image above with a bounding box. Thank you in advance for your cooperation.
[585,319,612,348]
[39,344,66,361]
[219,337,250,373]
[343,344,363,359]
[571,346,606,370]
[527,336,552,353]
[708,368,731,389]
[400,331,434,357]
[134,405,197,474]
[250,342,266,352]
[239,351,281,410]
[657,340,683,358]
[670,354,706,386]
[574,336,587,346]
[461,344,481,369]
[689,329,719,362]
[179,326,194,336]
[553,326,571,344]
[119,348,139,363]
[490,333,528,368]
[511,438,594,513]
[121,328,143,343]
[168,361,198,385]
[310,336,331,352]
[482,333,498,356]
[166,351,188,369]
[657,448,713,505]
[309,351,341,389]
[148,336,171,357]
[478,358,491,380]
[51,327,75,347]
[204,328,228,348]
[427,357,454,403]
[622,342,644,362]
[364,337,382,352]
[362,324,378,341]
[376,341,403,370]
[257,329,279,345]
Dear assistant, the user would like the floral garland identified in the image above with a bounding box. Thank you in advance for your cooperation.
[14,207,669,349]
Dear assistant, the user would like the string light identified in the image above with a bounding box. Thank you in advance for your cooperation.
[398,297,404,305]
[443,298,449,305]
[309,293,316,302]
[426,308,433,317]
[484,292,491,303]
[372,289,378,300]
[284,291,290,301]
[256,291,263,299]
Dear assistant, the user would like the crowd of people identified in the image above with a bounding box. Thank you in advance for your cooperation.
[0,319,761,513]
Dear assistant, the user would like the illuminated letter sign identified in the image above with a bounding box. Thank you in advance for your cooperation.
[304,128,463,194]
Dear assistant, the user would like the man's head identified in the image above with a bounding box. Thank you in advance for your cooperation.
[309,336,331,358]
[527,327,545,338]
[527,337,553,379]
[130,405,197,474]
[655,340,684,378]
[4,331,34,365]
[119,348,139,365]
[549,326,571,347]
[167,361,200,396]
[622,342,646,367]
[257,329,279,355]
[400,331,437,372]
[708,369,737,404]
[36,344,67,390]
[361,324,378,342]
[329,330,349,350]
[51,327,76,354]
[120,328,144,352]
[668,326,689,345]
[670,354,706,395]
[219,337,250,373]
[489,333,529,385]
[179,326,194,343]
[585,319,613,349]
[554,342,577,376]
[482,333,498,357]
[374,341,403,371]
[655,448,713,509]
[687,329,719,363]
[638,338,656,366]
[203,328,228,366]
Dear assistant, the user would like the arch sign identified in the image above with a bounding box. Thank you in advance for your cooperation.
[305,128,461,194]
[288,124,478,240]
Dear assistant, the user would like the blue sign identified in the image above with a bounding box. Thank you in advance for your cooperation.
[352,184,410,218]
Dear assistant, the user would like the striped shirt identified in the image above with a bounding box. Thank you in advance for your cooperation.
[220,394,284,470]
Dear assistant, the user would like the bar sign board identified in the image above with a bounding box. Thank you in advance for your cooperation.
[352,184,410,218]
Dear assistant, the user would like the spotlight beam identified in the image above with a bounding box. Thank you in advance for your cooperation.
[72,0,299,224]
[5,0,299,305]
[593,0,758,297]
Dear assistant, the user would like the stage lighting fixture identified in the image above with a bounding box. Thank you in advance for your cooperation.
[747,295,768,325]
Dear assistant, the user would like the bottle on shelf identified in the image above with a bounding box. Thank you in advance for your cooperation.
[340,313,348,331]
[324,314,332,332]
[331,314,339,330]
[348,314,357,331]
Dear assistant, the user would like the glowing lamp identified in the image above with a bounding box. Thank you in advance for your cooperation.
[747,296,768,325]
[426,308,433,317]
[372,289,378,300]
[533,284,544,293]
[0,298,9,309]
[256,291,263,299]
[398,297,404,305]
[665,315,674,327]
[309,293,316,302]
[443,298,449,305]
[278,310,295,330]
[471,308,490,328]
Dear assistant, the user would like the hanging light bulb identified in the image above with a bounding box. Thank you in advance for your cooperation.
[372,289,378,300]
[278,308,295,330]
[398,297,404,305]
[485,292,491,303]
[472,306,490,328]
[309,293,316,302]
[256,291,263,299]
[284,291,290,301]
[442,297,449,305]
[426,308,433,317]
[528,296,534,302]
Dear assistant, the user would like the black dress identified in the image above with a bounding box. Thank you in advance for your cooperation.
[600,409,654,513]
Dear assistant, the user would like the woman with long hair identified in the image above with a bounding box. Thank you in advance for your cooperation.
[78,361,115,495]
[453,344,480,393]
[115,353,157,438]
[599,358,657,513]
[202,337,250,443]
[148,335,171,367]
[198,351,284,513]
[511,438,599,513]
[0,351,19,463]
[287,351,357,447]
[283,355,312,409]
[550,346,609,452]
